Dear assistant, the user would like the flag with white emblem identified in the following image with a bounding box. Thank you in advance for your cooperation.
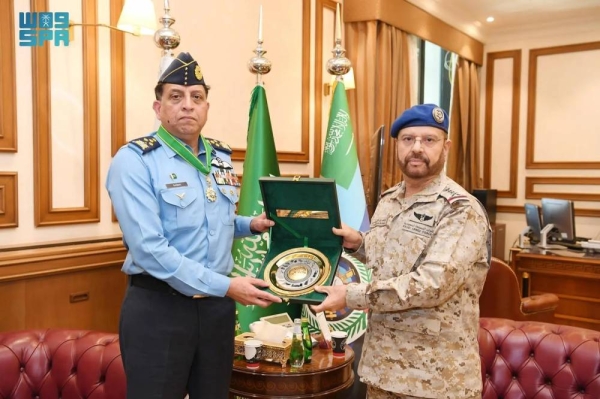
[302,80,371,344]
[230,85,300,331]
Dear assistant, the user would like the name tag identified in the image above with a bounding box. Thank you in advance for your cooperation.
[166,182,188,189]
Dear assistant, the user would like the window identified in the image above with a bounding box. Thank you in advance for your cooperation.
[416,39,456,116]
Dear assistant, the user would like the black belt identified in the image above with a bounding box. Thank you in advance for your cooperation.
[130,274,209,299]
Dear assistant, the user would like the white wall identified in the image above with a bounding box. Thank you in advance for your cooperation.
[0,0,322,247]
[481,21,600,259]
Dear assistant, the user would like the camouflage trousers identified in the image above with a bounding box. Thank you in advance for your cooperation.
[366,385,479,399]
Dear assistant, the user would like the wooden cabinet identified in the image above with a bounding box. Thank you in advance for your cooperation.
[513,249,600,331]
[491,223,506,261]
[0,238,127,333]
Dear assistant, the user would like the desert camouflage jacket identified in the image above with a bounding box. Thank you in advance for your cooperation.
[346,174,491,399]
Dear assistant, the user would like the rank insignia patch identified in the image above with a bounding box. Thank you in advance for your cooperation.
[206,137,232,154]
[129,136,161,154]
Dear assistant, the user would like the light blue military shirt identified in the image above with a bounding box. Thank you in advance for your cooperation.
[106,132,252,297]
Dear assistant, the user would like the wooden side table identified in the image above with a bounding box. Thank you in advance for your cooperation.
[229,346,355,398]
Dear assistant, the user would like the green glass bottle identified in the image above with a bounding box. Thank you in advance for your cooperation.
[235,309,242,336]
[301,317,312,364]
[289,318,305,368]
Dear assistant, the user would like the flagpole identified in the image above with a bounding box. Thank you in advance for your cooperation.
[248,5,271,86]
[233,6,299,331]
[154,0,180,76]
[153,0,180,130]
[317,5,369,397]
[326,3,351,83]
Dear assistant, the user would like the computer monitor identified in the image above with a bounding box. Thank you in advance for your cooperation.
[472,189,497,224]
[524,203,542,244]
[541,198,576,243]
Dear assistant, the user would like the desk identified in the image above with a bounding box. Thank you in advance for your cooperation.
[512,247,600,331]
[229,347,354,398]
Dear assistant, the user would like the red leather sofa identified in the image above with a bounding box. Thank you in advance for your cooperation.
[0,329,125,399]
[1,319,599,399]
[479,318,600,399]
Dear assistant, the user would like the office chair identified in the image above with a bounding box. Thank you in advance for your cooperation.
[479,257,559,323]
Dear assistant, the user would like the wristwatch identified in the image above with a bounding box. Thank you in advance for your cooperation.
[343,231,365,254]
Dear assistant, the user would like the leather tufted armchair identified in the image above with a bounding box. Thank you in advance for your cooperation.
[0,329,125,399]
[479,318,600,399]
[479,257,559,323]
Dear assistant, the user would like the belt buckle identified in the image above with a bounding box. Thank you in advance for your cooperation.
[192,294,209,299]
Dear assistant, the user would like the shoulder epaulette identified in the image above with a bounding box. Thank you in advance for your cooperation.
[380,184,401,199]
[206,137,232,154]
[129,136,161,154]
[438,186,470,205]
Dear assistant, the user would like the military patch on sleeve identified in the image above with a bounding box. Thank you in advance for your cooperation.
[128,136,161,154]
[206,137,232,154]
[439,186,469,205]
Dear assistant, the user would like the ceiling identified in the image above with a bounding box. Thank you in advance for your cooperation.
[406,0,600,42]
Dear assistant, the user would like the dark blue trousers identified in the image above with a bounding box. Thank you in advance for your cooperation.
[119,284,235,399]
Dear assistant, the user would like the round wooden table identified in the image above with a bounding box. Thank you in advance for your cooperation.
[229,347,355,398]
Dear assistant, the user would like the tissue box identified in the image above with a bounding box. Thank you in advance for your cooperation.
[234,332,291,367]
[257,177,343,304]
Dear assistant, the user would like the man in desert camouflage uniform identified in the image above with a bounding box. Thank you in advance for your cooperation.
[312,103,491,399]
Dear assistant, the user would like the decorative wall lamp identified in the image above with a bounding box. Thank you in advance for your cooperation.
[69,0,156,40]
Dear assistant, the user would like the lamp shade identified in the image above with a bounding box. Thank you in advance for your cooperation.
[117,0,157,36]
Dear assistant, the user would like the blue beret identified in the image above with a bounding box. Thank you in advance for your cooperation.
[158,52,206,87]
[391,104,449,138]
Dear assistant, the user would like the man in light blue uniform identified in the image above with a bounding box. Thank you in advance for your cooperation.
[106,52,281,399]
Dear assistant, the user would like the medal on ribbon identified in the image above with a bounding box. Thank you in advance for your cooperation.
[206,176,217,202]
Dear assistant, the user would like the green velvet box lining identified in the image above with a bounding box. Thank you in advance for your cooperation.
[258,177,343,304]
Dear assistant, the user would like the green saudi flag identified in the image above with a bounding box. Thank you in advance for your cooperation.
[320,81,358,189]
[230,85,299,331]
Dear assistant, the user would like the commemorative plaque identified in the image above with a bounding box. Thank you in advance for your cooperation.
[258,177,343,304]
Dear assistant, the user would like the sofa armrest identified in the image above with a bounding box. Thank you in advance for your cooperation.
[520,293,559,314]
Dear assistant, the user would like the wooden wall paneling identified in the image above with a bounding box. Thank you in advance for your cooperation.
[525,177,600,202]
[526,41,600,169]
[110,0,125,223]
[24,267,126,332]
[498,204,600,218]
[0,239,127,332]
[0,172,18,228]
[0,281,25,331]
[0,241,125,280]
[484,50,520,198]
[231,0,310,164]
[313,0,337,177]
[110,0,126,156]
[0,0,17,152]
[32,0,100,226]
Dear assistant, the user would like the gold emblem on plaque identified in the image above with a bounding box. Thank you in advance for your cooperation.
[263,247,331,297]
